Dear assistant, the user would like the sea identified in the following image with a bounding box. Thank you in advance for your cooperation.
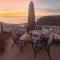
[0,16,40,24]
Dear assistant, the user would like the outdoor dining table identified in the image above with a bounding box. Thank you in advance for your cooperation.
[19,33,33,42]
[19,33,40,43]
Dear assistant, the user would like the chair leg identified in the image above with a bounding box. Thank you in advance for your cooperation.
[12,43,15,48]
[47,50,52,60]
[33,44,37,57]
[45,46,52,60]
[19,42,24,52]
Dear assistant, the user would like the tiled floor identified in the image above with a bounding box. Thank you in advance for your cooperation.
[0,37,60,60]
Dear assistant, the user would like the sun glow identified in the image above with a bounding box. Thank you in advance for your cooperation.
[0,0,59,16]
[0,12,28,16]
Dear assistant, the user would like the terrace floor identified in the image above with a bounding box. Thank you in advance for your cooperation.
[0,36,60,60]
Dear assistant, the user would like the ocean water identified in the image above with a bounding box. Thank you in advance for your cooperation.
[0,16,40,24]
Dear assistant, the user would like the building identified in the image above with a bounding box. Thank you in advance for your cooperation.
[27,1,35,31]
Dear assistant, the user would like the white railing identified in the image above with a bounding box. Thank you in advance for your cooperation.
[0,23,60,40]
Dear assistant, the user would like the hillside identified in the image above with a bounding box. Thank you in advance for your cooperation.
[37,15,60,26]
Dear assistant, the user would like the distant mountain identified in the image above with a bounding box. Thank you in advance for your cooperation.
[37,15,60,26]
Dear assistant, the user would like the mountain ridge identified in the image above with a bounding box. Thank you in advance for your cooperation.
[37,15,60,26]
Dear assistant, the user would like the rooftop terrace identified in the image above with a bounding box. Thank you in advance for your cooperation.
[0,36,60,60]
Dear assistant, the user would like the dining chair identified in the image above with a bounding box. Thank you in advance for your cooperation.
[32,32,55,60]
[10,30,24,51]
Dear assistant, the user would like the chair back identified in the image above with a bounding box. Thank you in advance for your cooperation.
[48,32,55,46]
[10,30,19,41]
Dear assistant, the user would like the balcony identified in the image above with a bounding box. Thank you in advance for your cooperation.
[0,35,60,60]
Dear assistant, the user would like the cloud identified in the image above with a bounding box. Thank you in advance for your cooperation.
[36,8,60,16]
[46,9,60,13]
[37,8,60,13]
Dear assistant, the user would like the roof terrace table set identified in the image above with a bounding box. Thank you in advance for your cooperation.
[11,30,54,60]
[19,32,53,59]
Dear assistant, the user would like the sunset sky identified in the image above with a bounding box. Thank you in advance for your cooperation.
[0,0,60,16]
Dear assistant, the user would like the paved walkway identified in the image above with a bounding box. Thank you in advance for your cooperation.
[0,37,60,60]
